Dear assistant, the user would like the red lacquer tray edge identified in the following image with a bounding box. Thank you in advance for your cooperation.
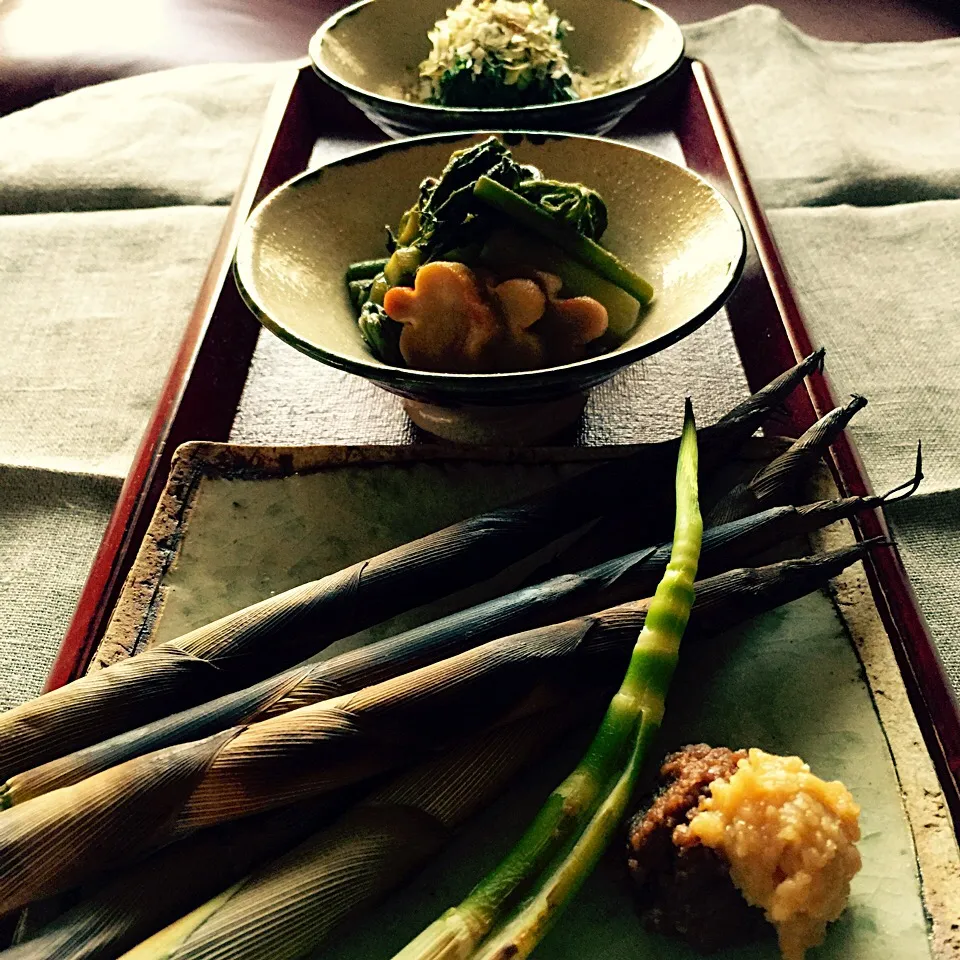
[43,58,960,832]
[42,60,315,693]
[684,62,960,826]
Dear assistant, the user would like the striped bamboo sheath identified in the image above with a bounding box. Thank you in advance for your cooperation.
[537,349,826,572]
[0,487,881,808]
[3,712,585,960]
[109,709,589,960]
[0,445,657,784]
[0,351,823,787]
[0,542,878,918]
[0,796,348,960]
[706,394,868,525]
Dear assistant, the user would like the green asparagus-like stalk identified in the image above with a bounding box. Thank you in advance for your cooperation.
[474,498,701,958]
[473,176,655,304]
[474,722,654,960]
[474,445,919,960]
[391,400,701,960]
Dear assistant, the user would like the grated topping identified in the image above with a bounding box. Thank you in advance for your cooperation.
[684,749,862,960]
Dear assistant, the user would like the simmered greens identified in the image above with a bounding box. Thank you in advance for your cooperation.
[386,137,605,260]
[516,178,607,241]
[345,137,652,371]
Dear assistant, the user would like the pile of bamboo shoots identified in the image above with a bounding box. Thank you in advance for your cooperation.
[0,350,920,960]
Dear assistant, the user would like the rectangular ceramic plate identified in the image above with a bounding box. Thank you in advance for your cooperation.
[46,58,960,839]
[93,441,960,959]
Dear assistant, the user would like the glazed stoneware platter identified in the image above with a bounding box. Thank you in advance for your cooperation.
[233,132,746,442]
[95,441,960,960]
[309,0,686,138]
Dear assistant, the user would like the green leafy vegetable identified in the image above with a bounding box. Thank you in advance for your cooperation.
[430,57,575,108]
[368,272,391,306]
[516,179,607,241]
[394,138,614,267]
[357,302,404,366]
[409,138,526,260]
[344,137,650,364]
[383,246,422,287]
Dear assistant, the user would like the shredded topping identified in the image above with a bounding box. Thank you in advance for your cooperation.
[415,0,628,105]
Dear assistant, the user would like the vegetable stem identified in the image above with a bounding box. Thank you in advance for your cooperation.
[345,258,390,282]
[473,400,701,959]
[391,401,700,960]
[473,175,655,305]
[474,718,657,960]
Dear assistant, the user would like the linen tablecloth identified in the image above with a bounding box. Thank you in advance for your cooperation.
[0,5,958,709]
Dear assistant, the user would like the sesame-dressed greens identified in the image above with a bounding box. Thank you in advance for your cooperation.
[417,0,577,108]
[415,0,630,108]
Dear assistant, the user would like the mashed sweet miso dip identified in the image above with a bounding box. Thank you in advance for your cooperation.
[684,748,862,960]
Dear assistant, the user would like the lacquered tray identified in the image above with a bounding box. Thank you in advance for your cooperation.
[44,56,960,842]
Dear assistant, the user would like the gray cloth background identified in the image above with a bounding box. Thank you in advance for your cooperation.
[0,5,958,709]
[684,8,960,690]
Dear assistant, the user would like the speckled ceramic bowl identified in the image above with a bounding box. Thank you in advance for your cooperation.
[234,132,745,443]
[309,0,685,139]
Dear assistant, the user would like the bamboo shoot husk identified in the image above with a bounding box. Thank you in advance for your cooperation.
[0,542,879,917]
[0,451,625,783]
[112,709,585,960]
[2,483,889,809]
[0,351,824,786]
[2,711,582,960]
[0,795,346,960]
[536,349,827,573]
[707,394,868,525]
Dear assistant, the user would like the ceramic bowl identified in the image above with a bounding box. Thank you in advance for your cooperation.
[234,131,746,444]
[308,0,685,139]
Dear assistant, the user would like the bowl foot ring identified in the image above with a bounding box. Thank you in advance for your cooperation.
[401,392,587,445]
